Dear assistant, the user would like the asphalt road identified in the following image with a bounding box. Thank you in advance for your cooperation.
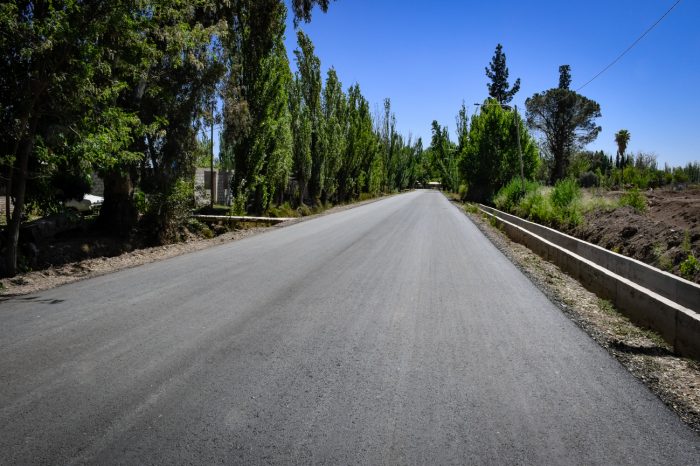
[1,190,698,464]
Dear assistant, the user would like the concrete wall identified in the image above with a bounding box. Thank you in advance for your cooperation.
[479,205,700,313]
[194,168,233,207]
[477,206,700,360]
[0,196,10,218]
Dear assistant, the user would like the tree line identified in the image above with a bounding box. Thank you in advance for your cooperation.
[428,43,698,206]
[0,0,436,277]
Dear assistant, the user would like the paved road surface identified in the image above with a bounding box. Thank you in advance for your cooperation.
[1,191,698,464]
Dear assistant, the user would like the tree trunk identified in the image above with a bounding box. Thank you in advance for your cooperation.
[4,130,34,277]
[98,170,137,236]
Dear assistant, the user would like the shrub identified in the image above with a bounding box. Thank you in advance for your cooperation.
[494,178,524,212]
[458,183,468,200]
[619,189,647,213]
[578,171,599,188]
[297,204,312,216]
[680,254,700,280]
[267,202,298,218]
[493,178,540,213]
[517,190,555,225]
[549,178,582,227]
[143,179,195,243]
[551,178,580,209]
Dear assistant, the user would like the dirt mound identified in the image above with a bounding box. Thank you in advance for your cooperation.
[571,189,700,284]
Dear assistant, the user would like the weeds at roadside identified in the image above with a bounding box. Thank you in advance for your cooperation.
[463,203,480,214]
[680,254,700,280]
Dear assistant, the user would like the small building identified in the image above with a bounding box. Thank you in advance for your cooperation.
[427,181,442,190]
[194,168,233,206]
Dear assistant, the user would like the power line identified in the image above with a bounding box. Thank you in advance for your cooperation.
[576,0,682,92]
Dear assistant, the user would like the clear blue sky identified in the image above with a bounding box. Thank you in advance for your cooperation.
[283,0,699,167]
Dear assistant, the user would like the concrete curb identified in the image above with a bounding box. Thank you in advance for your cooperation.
[478,205,700,312]
[477,205,700,360]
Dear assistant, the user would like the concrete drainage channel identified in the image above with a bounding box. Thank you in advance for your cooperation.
[477,204,700,360]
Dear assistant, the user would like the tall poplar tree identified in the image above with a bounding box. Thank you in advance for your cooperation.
[320,68,347,203]
[485,44,521,105]
[293,30,324,203]
[222,0,292,214]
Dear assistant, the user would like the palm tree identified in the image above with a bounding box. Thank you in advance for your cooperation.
[615,129,631,187]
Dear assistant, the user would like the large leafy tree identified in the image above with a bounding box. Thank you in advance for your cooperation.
[460,100,538,201]
[525,65,601,183]
[485,44,521,105]
[0,2,145,276]
[135,1,227,242]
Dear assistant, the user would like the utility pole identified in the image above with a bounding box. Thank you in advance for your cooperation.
[210,99,214,209]
[514,105,525,193]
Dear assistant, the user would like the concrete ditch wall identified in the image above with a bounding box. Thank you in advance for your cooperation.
[479,205,700,313]
[477,205,700,360]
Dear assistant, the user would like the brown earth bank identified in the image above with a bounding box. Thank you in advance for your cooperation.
[571,188,700,283]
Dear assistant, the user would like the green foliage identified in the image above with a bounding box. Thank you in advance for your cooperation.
[494,178,539,212]
[133,189,148,215]
[429,121,459,193]
[526,66,602,183]
[458,183,468,200]
[550,178,580,209]
[619,189,647,213]
[494,178,582,228]
[614,130,631,163]
[578,171,599,188]
[293,30,324,202]
[516,189,555,225]
[682,230,691,254]
[680,254,700,280]
[221,1,292,215]
[463,203,480,214]
[143,179,195,243]
[460,100,538,202]
[485,44,520,105]
[267,202,299,218]
[297,204,312,216]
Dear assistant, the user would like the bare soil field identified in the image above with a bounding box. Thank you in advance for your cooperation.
[571,188,700,283]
